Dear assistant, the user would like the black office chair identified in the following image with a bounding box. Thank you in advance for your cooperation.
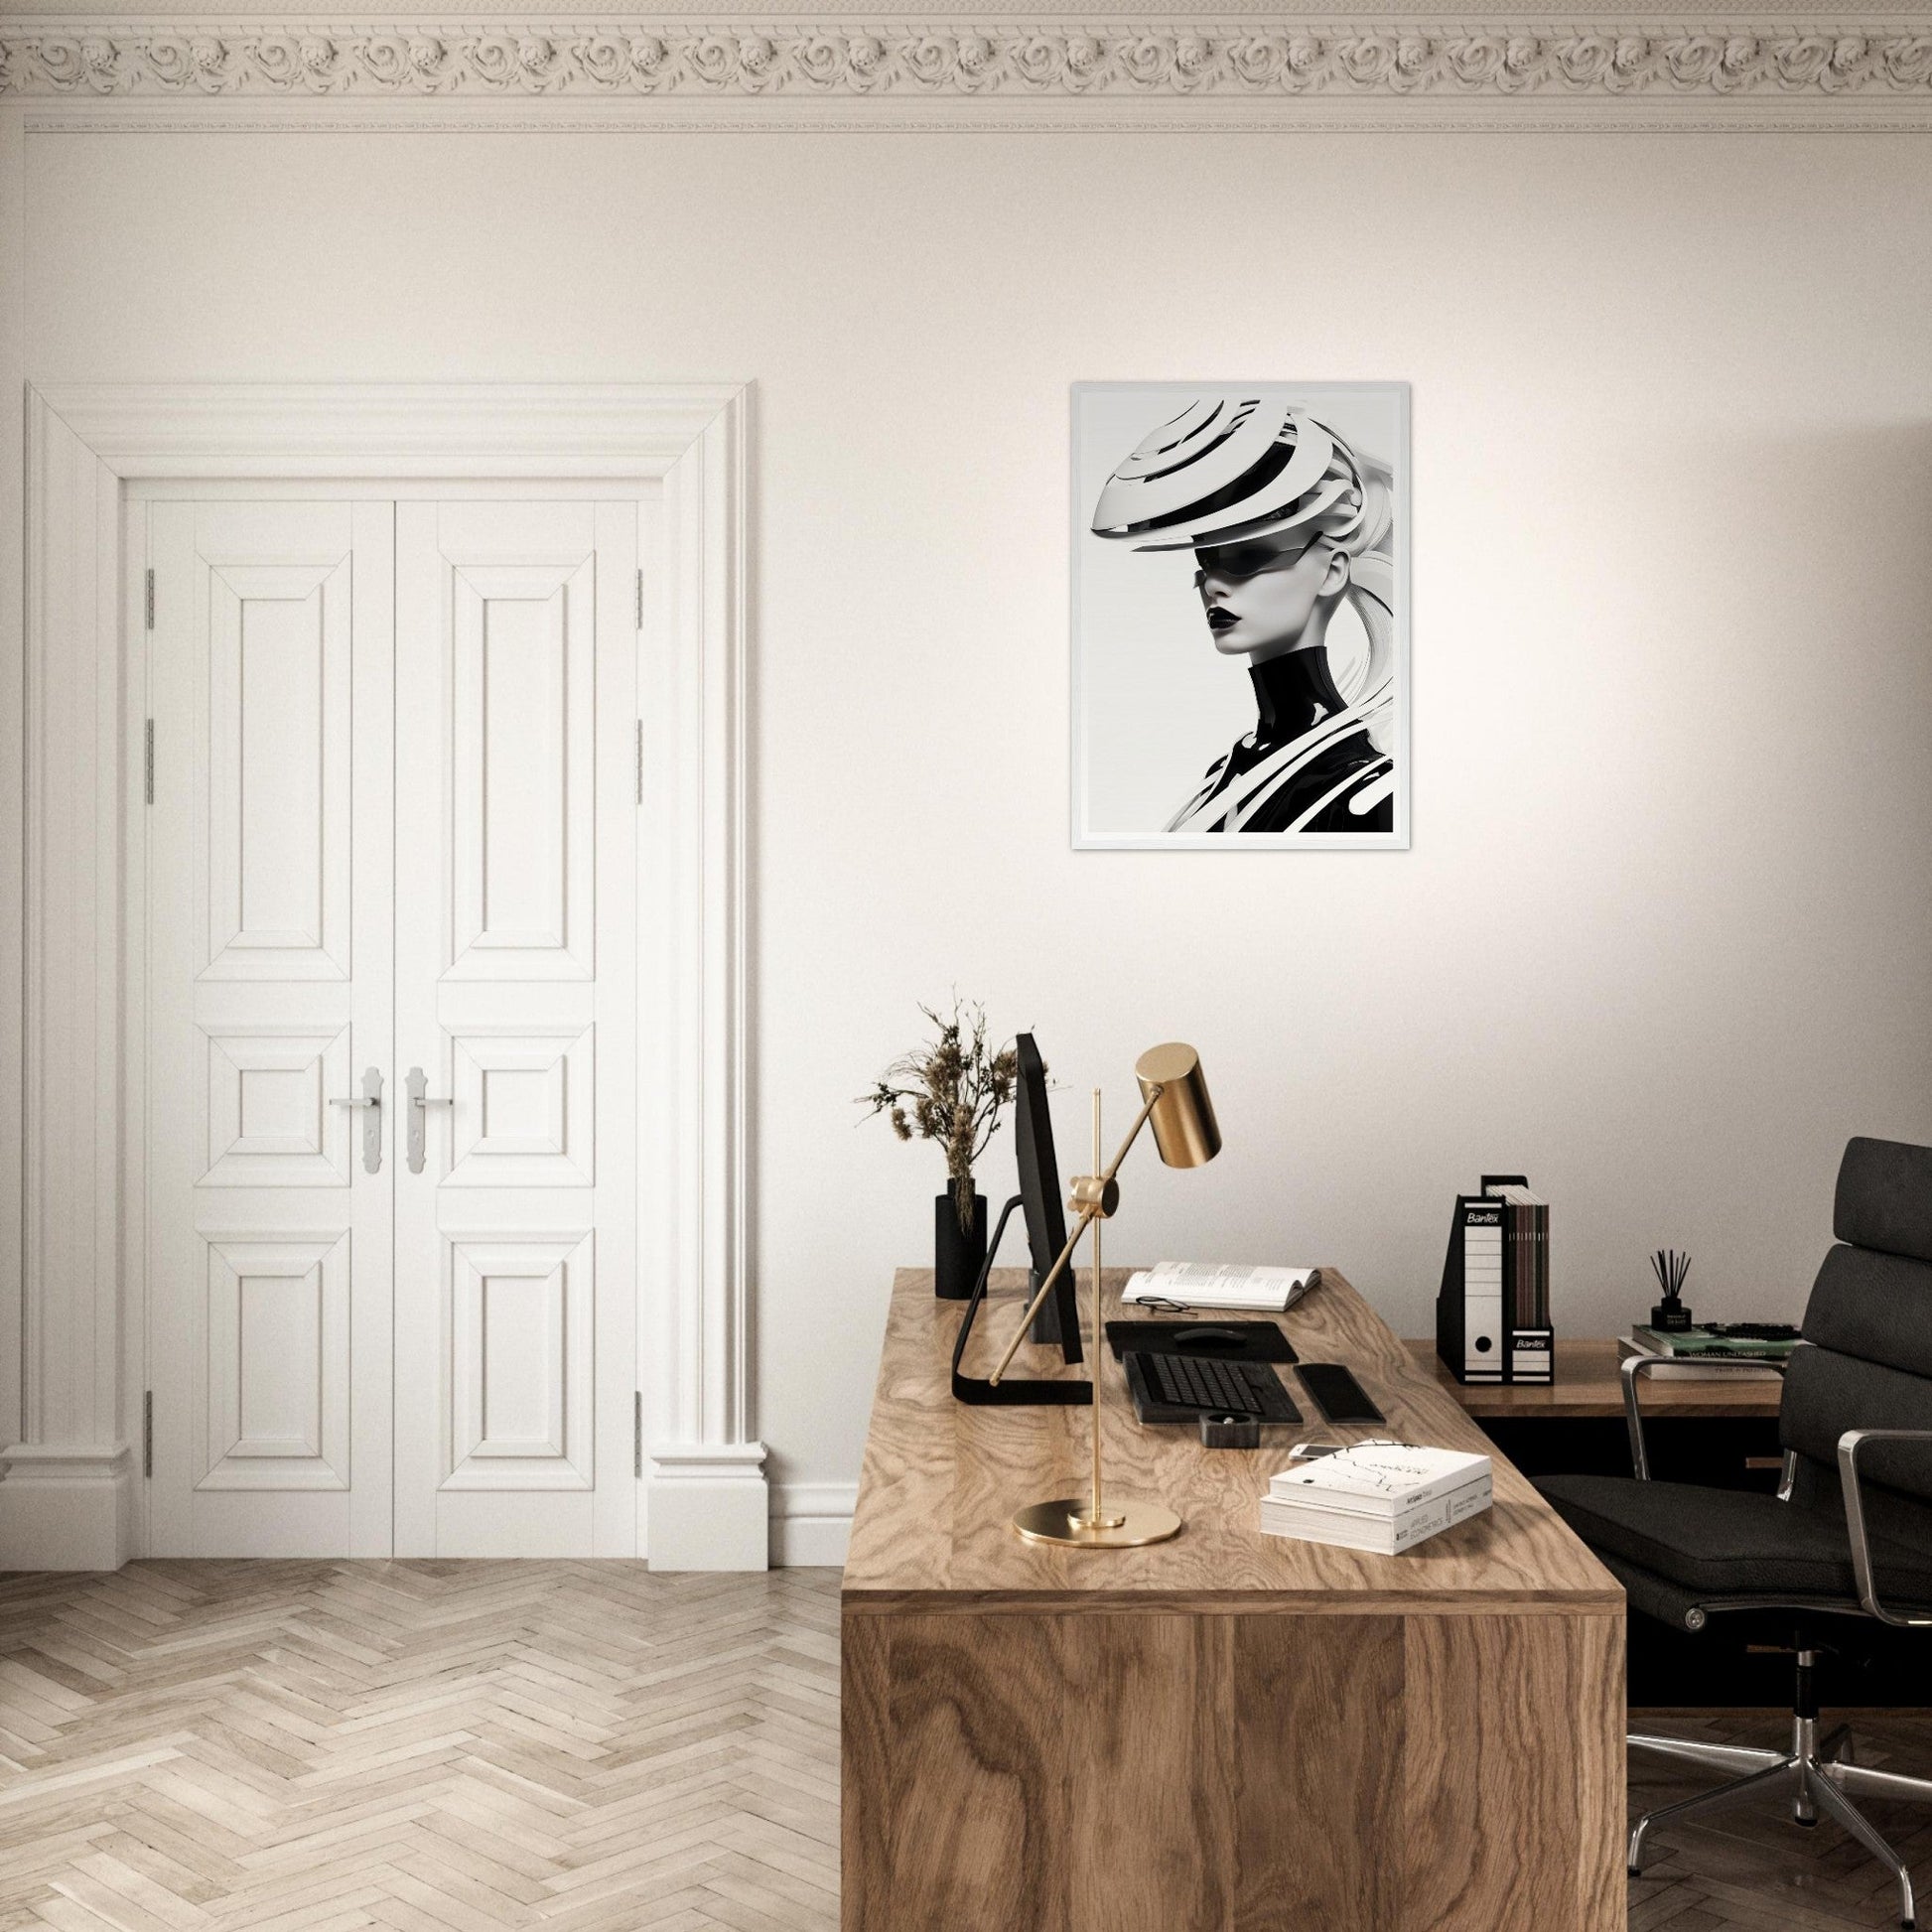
[1537,1136,1932,1930]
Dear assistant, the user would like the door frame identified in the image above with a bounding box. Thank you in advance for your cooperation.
[8,382,761,1571]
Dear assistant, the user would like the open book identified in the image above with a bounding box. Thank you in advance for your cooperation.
[1121,1262,1317,1313]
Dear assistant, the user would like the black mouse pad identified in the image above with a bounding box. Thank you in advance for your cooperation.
[1104,1319,1297,1364]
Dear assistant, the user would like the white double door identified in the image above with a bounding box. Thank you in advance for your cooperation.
[145,494,639,1557]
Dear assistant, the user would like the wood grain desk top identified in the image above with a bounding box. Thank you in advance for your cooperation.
[1406,1336,1784,1420]
[843,1267,1621,1616]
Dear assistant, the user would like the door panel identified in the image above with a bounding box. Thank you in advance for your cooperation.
[446,1230,594,1488]
[204,564,352,979]
[449,562,595,979]
[147,500,394,1557]
[393,500,637,1557]
[203,1234,350,1489]
[445,1027,595,1188]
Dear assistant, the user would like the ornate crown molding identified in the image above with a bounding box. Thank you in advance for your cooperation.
[2,18,1930,104]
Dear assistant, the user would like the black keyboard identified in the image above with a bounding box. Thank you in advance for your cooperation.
[1124,1350,1302,1425]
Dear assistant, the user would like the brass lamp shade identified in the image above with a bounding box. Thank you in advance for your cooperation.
[1134,1042,1221,1170]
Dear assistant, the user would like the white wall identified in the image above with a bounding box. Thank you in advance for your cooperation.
[22,126,1932,1536]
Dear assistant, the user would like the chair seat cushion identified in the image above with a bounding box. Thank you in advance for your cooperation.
[1536,1473,1932,1602]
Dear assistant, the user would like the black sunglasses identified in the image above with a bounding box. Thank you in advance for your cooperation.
[1192,539,1322,589]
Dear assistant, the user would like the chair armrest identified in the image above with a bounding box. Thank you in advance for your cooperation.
[1838,1429,1932,1627]
[1620,1351,1787,1481]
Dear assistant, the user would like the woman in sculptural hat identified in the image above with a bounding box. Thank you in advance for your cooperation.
[1092,395,1397,835]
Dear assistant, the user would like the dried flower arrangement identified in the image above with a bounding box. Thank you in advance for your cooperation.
[860,999,1021,1234]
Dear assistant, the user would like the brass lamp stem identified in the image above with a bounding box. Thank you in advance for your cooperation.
[985,1083,1165,1388]
[1071,1090,1125,1533]
[1092,1089,1103,1526]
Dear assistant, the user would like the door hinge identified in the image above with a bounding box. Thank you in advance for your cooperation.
[144,720,155,805]
[633,1392,643,1479]
[143,1391,153,1478]
[635,567,644,632]
[144,568,155,631]
[635,721,645,805]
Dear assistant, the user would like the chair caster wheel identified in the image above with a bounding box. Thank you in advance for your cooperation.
[1796,1816,1818,1828]
[1627,1868,1640,1878]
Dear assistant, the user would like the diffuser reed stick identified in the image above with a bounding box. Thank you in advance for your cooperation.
[1649,1248,1693,1331]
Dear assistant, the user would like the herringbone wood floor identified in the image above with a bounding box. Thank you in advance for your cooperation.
[0,1563,840,1932]
[1,1563,1930,1930]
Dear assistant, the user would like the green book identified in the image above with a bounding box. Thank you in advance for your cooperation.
[1632,1325,1798,1361]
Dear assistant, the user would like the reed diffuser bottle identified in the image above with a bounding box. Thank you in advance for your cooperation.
[1650,1248,1694,1332]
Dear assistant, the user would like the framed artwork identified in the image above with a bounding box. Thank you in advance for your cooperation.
[1071,382,1410,850]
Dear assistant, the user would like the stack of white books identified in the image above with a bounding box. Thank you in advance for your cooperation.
[1259,1443,1493,1555]
[1121,1261,1316,1312]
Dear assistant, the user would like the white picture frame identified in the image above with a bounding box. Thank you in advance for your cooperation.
[1072,381,1411,851]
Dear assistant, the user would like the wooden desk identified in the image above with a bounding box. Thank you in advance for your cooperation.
[1407,1336,1783,1420]
[843,1269,1625,1932]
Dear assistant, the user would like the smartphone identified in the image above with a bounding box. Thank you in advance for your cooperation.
[1297,1363,1386,1426]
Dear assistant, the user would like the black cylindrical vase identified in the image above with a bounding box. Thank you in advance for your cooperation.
[934,1186,988,1300]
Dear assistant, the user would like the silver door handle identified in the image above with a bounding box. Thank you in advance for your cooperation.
[329,1066,384,1174]
[405,1066,454,1175]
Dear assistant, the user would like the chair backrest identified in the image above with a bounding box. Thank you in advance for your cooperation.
[1780,1138,1932,1537]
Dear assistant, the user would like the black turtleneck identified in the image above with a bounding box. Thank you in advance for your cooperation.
[1248,646,1347,745]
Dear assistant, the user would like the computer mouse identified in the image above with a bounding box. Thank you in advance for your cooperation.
[1174,1325,1246,1350]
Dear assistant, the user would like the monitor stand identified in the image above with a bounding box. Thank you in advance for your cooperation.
[950,1195,1092,1407]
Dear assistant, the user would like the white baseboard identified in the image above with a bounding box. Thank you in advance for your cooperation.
[770,1481,855,1568]
[646,1441,769,1571]
[0,1442,852,1573]
[0,1444,135,1571]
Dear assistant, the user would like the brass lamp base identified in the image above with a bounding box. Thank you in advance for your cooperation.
[1012,1497,1182,1549]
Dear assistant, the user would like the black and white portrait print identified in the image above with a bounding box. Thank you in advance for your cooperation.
[1072,384,1410,849]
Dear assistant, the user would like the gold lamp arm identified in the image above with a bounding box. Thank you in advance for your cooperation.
[985,1085,1165,1387]
[983,1205,1097,1389]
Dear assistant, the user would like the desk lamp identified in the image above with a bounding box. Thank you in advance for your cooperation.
[987,1042,1220,1548]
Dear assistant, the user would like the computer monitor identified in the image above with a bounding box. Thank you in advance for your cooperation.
[1013,1034,1083,1364]
[948,1033,1090,1406]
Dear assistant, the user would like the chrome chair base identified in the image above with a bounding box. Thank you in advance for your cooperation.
[1629,1714,1932,1928]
